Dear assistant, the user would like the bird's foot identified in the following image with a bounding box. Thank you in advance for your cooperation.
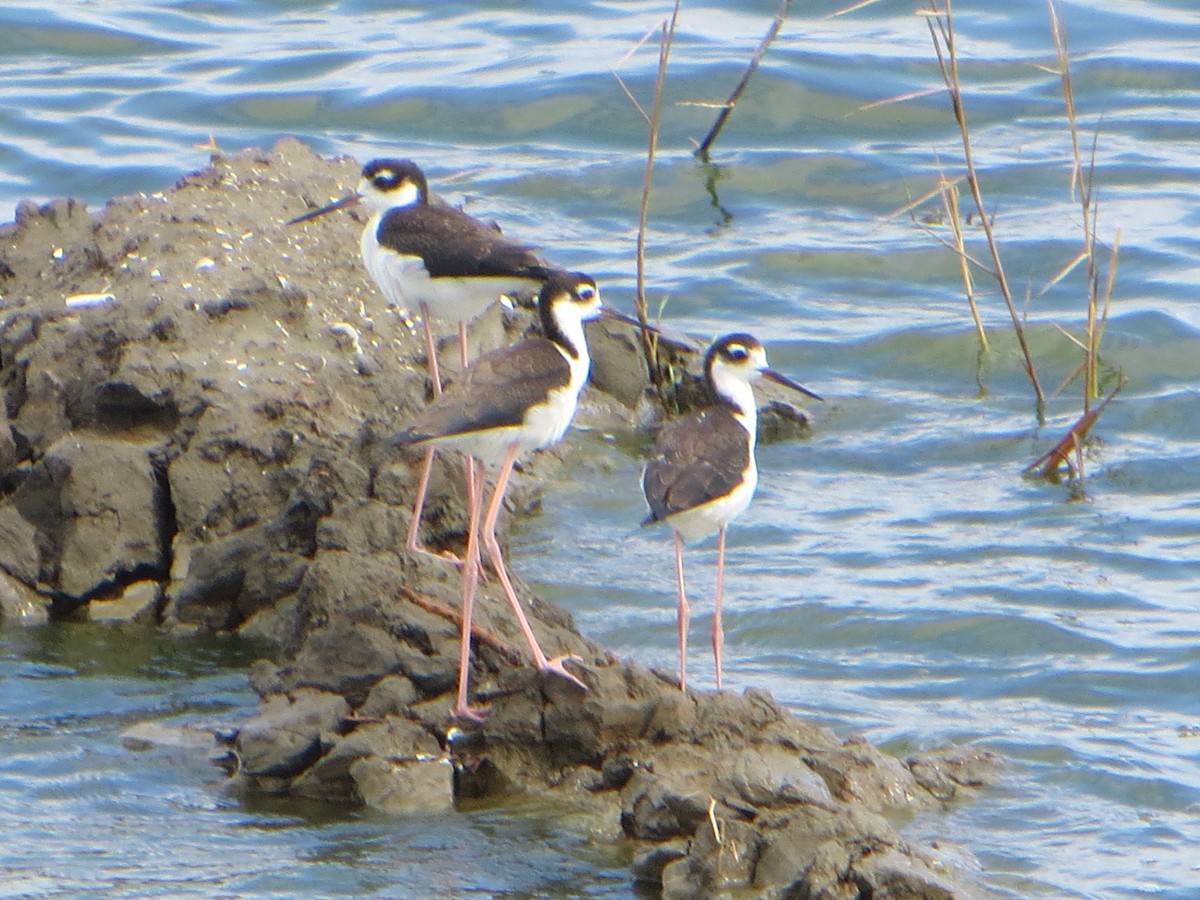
[450,702,489,723]
[539,655,588,691]
[406,540,465,569]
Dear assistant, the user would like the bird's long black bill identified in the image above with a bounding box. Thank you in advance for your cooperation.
[285,193,361,226]
[764,368,823,402]
[598,305,662,336]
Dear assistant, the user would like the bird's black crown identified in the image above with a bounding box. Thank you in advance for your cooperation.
[361,158,428,201]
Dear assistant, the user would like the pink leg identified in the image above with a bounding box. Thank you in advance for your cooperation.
[452,457,487,721]
[457,320,470,369]
[674,530,690,693]
[420,303,442,397]
[405,312,472,567]
[405,446,464,566]
[712,526,727,691]
[457,320,480,553]
[481,444,586,690]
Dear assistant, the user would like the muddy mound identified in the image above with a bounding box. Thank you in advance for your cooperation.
[0,139,998,898]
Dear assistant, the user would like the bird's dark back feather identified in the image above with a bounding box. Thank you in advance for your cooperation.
[394,338,571,445]
[376,204,549,280]
[641,406,750,523]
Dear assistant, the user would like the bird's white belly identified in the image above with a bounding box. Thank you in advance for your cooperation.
[360,229,537,322]
[428,380,583,466]
[666,462,758,543]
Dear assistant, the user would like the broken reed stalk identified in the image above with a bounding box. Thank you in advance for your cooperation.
[632,1,680,393]
[1023,377,1123,480]
[1023,1,1122,486]
[925,0,1046,412]
[695,0,792,159]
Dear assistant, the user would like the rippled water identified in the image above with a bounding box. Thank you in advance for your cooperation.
[3,1,1200,898]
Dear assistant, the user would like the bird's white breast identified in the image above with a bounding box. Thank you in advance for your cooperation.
[359,215,537,321]
[421,343,591,467]
[666,456,758,543]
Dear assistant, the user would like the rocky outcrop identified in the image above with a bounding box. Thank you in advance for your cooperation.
[0,140,999,898]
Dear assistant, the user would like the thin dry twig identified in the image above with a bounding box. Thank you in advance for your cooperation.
[633,1,681,392]
[1047,0,1119,416]
[856,85,945,113]
[825,0,887,19]
[925,0,1046,410]
[612,24,661,126]
[695,0,792,158]
[892,169,989,354]
[396,584,525,666]
[940,177,988,351]
[887,174,964,220]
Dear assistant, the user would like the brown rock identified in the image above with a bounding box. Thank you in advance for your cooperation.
[234,688,350,783]
[0,570,49,624]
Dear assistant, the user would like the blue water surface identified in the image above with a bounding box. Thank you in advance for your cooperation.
[2,1,1199,897]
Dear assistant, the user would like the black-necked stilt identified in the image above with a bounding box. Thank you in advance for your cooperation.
[641,333,822,693]
[290,158,551,352]
[393,271,605,720]
[289,158,556,565]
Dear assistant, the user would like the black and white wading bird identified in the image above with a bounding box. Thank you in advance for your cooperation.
[289,158,558,565]
[392,271,607,720]
[641,334,822,693]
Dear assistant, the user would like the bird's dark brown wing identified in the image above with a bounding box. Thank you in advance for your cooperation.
[376,204,550,280]
[395,338,571,443]
[642,407,750,524]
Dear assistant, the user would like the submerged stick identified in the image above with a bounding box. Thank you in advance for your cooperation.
[695,0,793,159]
[1023,377,1123,480]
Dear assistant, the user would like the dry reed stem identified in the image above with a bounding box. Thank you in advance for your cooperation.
[925,0,1046,410]
[1048,0,1119,414]
[857,86,944,112]
[887,173,963,220]
[1022,0,1123,487]
[695,0,792,158]
[889,171,991,352]
[612,25,660,126]
[612,6,680,391]
[940,178,987,351]
[826,0,887,19]
[631,2,681,391]
[1097,227,1121,366]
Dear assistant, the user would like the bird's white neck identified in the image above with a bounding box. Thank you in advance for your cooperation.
[711,366,758,447]
[550,307,593,394]
[362,180,421,216]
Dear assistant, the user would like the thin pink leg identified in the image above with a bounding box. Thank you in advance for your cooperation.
[452,457,487,721]
[405,446,463,566]
[674,530,690,693]
[405,310,468,566]
[420,303,442,397]
[457,320,470,369]
[481,444,586,690]
[457,320,480,551]
[713,526,727,691]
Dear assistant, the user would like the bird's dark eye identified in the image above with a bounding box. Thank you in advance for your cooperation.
[726,345,749,361]
[576,284,597,302]
[373,170,396,188]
